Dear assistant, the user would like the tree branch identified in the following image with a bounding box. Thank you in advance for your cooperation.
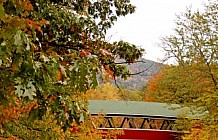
[107,60,148,65]
[42,41,85,51]
[125,63,154,76]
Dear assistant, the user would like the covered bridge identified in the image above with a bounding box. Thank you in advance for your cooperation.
[89,100,188,140]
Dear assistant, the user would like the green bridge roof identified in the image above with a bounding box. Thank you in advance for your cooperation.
[89,100,186,119]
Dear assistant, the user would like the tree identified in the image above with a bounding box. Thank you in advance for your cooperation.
[146,1,218,139]
[145,65,203,105]
[86,82,144,101]
[0,0,143,139]
[86,83,120,100]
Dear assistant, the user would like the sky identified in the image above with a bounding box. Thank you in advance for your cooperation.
[106,0,206,63]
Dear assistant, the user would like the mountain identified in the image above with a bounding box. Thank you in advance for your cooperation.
[113,58,163,90]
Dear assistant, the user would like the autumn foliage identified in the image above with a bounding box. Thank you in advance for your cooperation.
[146,1,218,139]
[0,0,143,139]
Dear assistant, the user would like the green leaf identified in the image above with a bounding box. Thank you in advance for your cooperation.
[23,88,35,100]
[0,5,5,20]
[15,81,36,100]
[15,85,24,97]
[23,82,36,100]
[29,108,40,121]
[14,30,23,46]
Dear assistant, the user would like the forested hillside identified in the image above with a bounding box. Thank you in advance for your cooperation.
[112,58,163,90]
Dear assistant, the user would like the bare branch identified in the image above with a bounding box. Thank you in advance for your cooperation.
[126,63,154,76]
[42,41,84,51]
[107,60,148,65]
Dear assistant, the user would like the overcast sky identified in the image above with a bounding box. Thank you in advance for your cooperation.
[106,0,206,63]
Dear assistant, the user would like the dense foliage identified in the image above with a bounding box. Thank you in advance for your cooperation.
[146,1,218,139]
[87,82,144,101]
[0,0,143,139]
